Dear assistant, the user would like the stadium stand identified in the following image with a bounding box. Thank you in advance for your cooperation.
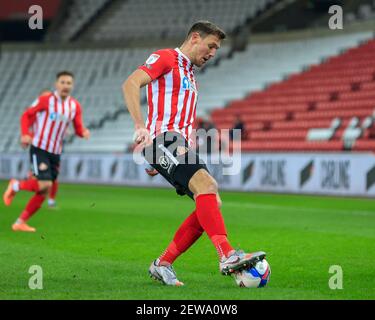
[88,0,276,42]
[66,32,373,152]
[0,43,229,153]
[0,47,157,152]
[211,36,375,152]
[347,1,375,23]
[1,31,373,154]
[196,32,374,116]
[50,0,111,42]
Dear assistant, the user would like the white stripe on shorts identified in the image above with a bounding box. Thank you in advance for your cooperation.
[32,154,39,176]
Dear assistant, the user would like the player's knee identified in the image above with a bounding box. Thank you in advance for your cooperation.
[38,181,52,194]
[202,176,218,195]
[189,169,219,195]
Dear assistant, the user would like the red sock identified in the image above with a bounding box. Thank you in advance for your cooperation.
[49,180,58,200]
[19,193,46,222]
[159,210,204,265]
[19,178,39,192]
[195,193,234,259]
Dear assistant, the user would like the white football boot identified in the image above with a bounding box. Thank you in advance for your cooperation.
[220,250,266,275]
[149,259,184,286]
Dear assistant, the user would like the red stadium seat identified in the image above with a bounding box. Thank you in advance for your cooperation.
[352,139,375,152]
[249,130,307,141]
[241,140,343,152]
[210,39,375,153]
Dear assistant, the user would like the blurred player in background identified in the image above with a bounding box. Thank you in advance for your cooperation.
[26,88,60,209]
[3,71,90,232]
[123,21,266,286]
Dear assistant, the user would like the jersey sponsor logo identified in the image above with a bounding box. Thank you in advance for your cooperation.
[145,54,160,65]
[182,76,190,90]
[49,112,69,122]
[182,76,196,92]
[49,112,57,120]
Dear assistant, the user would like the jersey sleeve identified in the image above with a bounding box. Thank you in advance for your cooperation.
[73,102,85,137]
[20,95,48,136]
[138,49,175,80]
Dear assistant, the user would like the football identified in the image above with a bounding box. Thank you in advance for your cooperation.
[234,259,271,288]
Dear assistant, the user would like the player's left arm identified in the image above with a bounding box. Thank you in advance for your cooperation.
[73,103,90,139]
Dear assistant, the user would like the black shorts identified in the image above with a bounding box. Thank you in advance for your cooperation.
[30,145,60,181]
[142,131,209,200]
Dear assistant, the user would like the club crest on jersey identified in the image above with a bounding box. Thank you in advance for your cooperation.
[145,54,160,65]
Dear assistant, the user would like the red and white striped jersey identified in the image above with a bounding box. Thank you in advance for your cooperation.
[21,91,85,155]
[139,48,198,143]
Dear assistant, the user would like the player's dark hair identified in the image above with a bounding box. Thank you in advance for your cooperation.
[56,71,74,80]
[187,21,226,40]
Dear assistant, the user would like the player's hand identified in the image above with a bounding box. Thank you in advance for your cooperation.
[83,128,90,140]
[20,135,32,149]
[133,126,152,147]
[145,167,159,177]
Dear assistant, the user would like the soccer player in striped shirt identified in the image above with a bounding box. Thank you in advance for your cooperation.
[3,71,90,232]
[26,88,60,209]
[123,21,266,286]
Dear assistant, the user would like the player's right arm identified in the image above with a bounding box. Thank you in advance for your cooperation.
[20,96,48,148]
[122,69,153,147]
[122,49,174,147]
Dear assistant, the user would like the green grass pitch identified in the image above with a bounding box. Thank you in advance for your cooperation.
[0,180,374,300]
